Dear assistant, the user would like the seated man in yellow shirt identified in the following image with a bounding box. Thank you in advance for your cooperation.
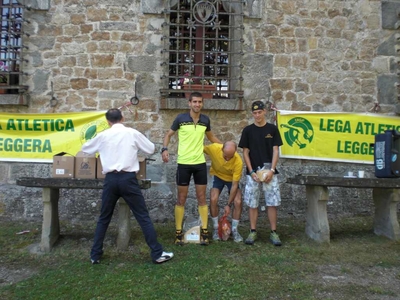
[204,141,243,242]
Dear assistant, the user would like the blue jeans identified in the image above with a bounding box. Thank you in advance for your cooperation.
[91,172,163,262]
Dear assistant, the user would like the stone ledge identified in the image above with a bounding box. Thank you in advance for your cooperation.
[160,97,244,110]
[21,0,50,10]
[0,94,29,106]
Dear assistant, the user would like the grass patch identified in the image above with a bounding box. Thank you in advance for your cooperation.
[1,215,400,299]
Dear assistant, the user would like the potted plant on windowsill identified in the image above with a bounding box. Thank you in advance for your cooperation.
[182,73,216,99]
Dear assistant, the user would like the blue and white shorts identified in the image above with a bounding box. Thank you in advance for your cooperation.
[243,174,281,208]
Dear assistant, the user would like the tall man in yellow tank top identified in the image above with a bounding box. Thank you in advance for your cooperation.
[162,92,221,245]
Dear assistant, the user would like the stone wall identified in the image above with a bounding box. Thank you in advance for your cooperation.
[0,158,377,224]
[0,0,399,223]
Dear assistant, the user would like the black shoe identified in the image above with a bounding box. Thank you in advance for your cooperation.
[200,228,209,246]
[175,230,184,245]
[91,259,100,265]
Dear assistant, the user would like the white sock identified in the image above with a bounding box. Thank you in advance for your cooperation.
[232,219,239,232]
[212,216,218,229]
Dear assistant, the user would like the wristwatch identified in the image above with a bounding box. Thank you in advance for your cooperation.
[161,147,168,154]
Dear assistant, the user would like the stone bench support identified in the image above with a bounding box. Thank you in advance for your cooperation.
[16,177,146,253]
[287,176,400,243]
[373,188,400,240]
[41,188,60,252]
[305,185,330,243]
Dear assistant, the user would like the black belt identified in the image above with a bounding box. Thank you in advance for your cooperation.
[110,170,128,174]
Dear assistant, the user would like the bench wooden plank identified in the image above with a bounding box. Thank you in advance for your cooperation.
[287,175,400,188]
[17,177,104,189]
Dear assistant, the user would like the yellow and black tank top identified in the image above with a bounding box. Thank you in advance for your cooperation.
[171,112,211,164]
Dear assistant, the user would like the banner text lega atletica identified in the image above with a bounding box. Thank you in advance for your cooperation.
[277,112,400,164]
[319,118,400,135]
[2,118,75,131]
[0,118,75,154]
[0,112,108,162]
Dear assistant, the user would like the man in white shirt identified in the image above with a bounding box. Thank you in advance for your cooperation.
[82,108,173,264]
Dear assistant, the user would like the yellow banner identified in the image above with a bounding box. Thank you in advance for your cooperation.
[0,111,108,162]
[276,111,400,164]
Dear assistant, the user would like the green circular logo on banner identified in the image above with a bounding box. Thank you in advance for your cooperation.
[280,117,314,149]
[80,120,109,145]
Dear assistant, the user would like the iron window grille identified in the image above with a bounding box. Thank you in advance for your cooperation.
[0,0,28,95]
[160,0,244,100]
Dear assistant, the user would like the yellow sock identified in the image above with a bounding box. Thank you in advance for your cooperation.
[198,205,208,230]
[175,205,184,231]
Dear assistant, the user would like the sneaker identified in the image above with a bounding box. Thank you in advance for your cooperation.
[213,229,220,241]
[232,230,243,243]
[245,231,257,245]
[154,251,174,264]
[200,228,209,245]
[175,230,184,246]
[270,232,282,246]
[91,259,100,265]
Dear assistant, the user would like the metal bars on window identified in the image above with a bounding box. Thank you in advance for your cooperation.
[0,0,29,93]
[160,0,244,99]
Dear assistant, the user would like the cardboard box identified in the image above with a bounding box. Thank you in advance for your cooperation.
[183,226,200,244]
[96,157,105,179]
[95,156,147,179]
[52,152,75,178]
[75,151,96,179]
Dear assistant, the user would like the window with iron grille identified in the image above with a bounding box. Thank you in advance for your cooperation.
[160,0,244,101]
[0,0,27,95]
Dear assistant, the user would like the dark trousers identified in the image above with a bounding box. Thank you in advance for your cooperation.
[90,172,163,262]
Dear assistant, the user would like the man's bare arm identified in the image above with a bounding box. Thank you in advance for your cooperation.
[161,129,176,163]
[205,131,222,144]
[227,181,239,206]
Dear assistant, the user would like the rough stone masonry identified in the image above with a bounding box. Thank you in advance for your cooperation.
[0,0,399,224]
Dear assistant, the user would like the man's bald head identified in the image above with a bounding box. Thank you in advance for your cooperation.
[222,141,237,161]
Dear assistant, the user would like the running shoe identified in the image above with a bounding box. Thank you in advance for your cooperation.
[270,232,282,246]
[213,229,220,241]
[245,231,257,245]
[175,230,184,246]
[232,230,243,243]
[154,251,174,264]
[200,228,209,245]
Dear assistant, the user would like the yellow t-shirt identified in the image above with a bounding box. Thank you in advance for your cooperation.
[204,143,243,182]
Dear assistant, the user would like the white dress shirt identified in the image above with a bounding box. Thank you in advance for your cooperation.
[81,123,155,174]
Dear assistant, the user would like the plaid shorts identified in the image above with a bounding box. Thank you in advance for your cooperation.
[243,174,281,208]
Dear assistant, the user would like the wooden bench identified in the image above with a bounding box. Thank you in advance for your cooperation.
[286,175,400,243]
[16,177,150,252]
